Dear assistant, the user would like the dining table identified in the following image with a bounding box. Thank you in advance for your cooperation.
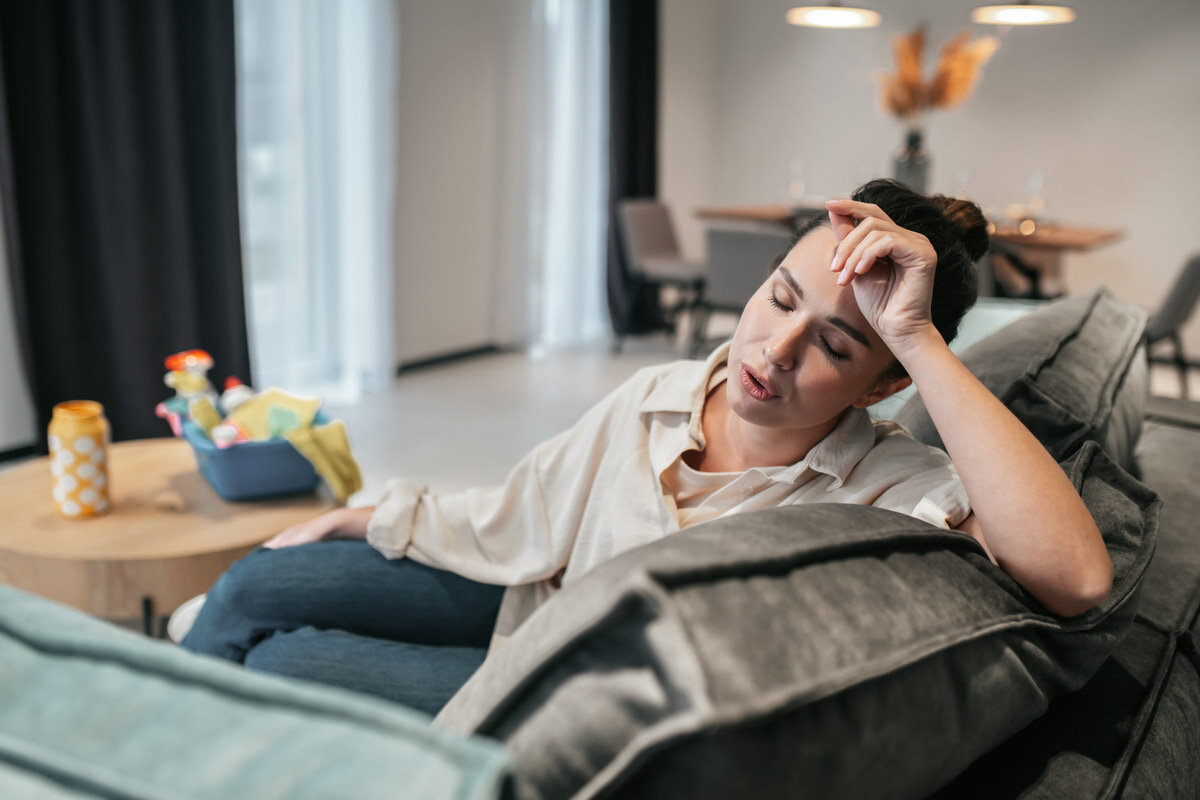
[983,222,1123,299]
[693,204,1122,300]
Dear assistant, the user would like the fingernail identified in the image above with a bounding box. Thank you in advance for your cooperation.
[830,257,839,271]
[856,258,866,273]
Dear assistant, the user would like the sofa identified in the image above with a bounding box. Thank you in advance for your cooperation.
[1,288,1198,799]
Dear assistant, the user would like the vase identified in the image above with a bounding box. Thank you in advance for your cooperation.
[893,127,929,193]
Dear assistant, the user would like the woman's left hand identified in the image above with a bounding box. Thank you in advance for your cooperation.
[825,198,938,349]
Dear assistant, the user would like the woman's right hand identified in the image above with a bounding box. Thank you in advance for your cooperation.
[263,505,376,549]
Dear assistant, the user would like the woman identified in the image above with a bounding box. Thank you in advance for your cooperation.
[182,180,1111,715]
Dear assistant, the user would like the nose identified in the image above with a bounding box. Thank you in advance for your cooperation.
[763,316,809,371]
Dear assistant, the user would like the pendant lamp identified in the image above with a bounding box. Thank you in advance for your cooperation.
[786,3,881,29]
[971,2,1076,25]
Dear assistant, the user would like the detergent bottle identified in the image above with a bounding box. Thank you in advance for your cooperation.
[163,349,218,405]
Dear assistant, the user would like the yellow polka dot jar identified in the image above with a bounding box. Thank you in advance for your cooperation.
[47,400,111,519]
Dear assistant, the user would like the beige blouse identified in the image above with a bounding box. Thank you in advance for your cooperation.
[367,342,969,649]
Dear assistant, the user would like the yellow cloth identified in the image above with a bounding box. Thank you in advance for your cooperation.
[228,388,322,440]
[187,397,223,436]
[285,420,363,503]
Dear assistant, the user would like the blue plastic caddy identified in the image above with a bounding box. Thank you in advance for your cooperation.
[180,412,327,501]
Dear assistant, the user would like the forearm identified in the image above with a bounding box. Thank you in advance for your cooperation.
[263,505,373,548]
[892,326,1112,616]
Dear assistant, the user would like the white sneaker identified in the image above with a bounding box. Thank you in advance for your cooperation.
[166,593,207,643]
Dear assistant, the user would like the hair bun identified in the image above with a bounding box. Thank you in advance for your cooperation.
[931,195,989,262]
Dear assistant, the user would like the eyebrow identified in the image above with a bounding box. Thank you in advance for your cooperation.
[777,267,873,350]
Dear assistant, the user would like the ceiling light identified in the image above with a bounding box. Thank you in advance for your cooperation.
[971,4,1076,25]
[786,5,881,29]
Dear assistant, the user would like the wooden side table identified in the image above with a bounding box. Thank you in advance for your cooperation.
[0,438,331,634]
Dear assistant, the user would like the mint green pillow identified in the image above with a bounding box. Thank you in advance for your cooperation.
[0,585,511,799]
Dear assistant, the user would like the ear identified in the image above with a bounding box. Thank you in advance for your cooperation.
[851,375,913,408]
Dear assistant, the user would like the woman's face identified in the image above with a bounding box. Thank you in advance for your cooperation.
[725,225,905,435]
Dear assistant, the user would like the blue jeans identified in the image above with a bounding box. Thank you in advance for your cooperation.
[181,540,505,716]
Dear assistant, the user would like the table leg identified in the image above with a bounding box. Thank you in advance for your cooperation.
[139,596,173,639]
[141,596,154,637]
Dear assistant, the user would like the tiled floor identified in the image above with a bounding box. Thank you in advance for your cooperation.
[1151,368,1192,402]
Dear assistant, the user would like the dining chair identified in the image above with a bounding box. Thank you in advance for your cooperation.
[614,200,706,352]
[688,225,793,357]
[1146,253,1200,398]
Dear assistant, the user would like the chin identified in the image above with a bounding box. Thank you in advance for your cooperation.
[725,381,752,417]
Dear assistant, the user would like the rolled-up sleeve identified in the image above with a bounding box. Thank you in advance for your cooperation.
[365,478,426,558]
[869,447,971,530]
[874,465,971,529]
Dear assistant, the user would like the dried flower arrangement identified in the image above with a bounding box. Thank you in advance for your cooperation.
[877,27,999,120]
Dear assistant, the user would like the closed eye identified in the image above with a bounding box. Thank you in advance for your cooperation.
[775,265,874,353]
[769,291,851,364]
[768,293,793,313]
[820,335,849,362]
[768,287,854,362]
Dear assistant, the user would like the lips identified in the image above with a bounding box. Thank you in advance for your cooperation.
[740,364,778,401]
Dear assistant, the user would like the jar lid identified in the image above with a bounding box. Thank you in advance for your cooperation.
[52,400,105,419]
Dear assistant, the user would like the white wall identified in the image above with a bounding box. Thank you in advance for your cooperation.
[0,217,37,451]
[393,0,505,364]
[660,0,1200,353]
[659,0,720,262]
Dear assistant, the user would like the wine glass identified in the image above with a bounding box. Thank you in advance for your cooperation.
[1027,170,1047,222]
[954,168,971,200]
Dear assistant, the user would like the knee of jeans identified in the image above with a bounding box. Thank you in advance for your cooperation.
[203,547,276,615]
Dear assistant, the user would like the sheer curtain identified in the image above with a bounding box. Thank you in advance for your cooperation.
[495,0,610,352]
[234,0,396,402]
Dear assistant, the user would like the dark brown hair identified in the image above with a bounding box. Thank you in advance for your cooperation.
[786,178,987,353]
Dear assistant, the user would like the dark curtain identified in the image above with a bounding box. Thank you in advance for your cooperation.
[606,0,664,335]
[0,0,250,448]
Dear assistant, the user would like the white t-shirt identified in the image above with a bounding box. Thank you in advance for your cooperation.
[367,342,970,649]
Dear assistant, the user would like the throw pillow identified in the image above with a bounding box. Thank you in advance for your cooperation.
[931,419,1200,798]
[894,288,1147,469]
[0,586,511,799]
[434,442,1159,800]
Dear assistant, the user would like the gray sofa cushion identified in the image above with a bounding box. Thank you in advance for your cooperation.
[894,288,1147,469]
[435,442,1158,800]
[0,584,511,800]
[930,419,1200,798]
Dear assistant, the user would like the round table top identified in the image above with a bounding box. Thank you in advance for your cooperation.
[0,437,331,561]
